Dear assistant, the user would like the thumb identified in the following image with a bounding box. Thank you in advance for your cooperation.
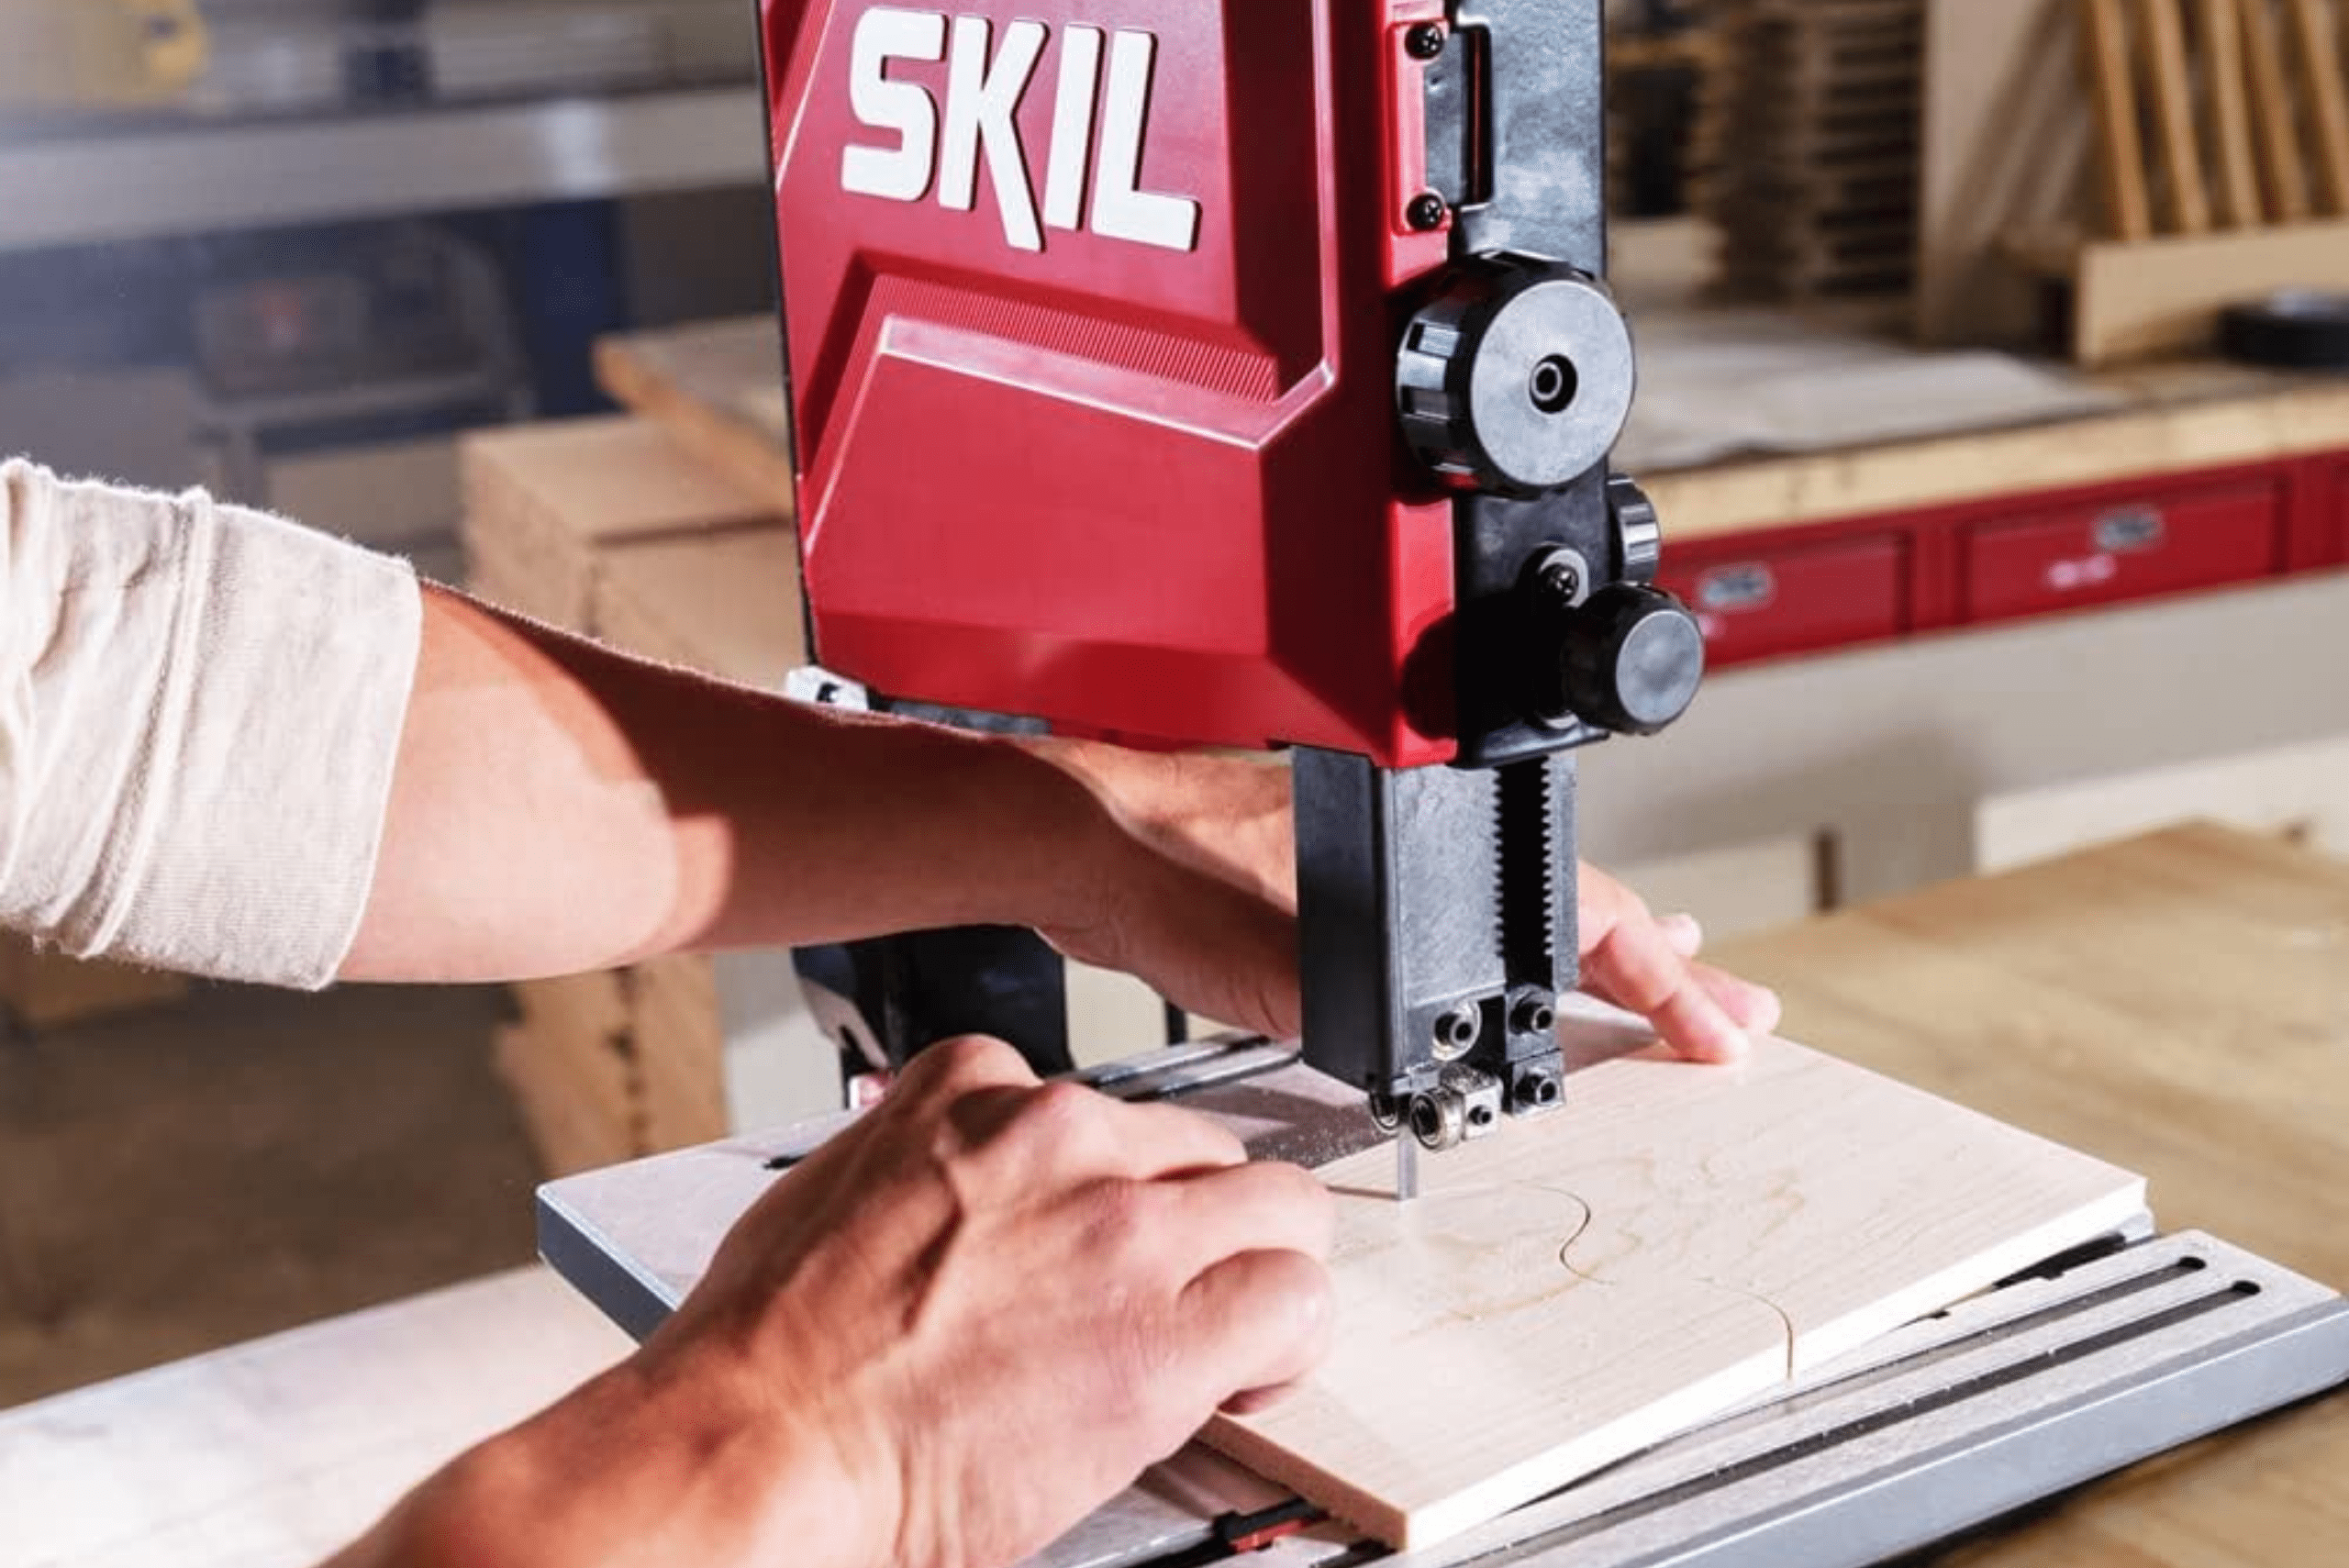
[1170,1249,1334,1418]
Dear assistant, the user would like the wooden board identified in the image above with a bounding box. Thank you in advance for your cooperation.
[2086,0,2155,239]
[2240,0,2315,220]
[635,953,731,1151]
[2293,0,2349,213]
[2073,215,2349,363]
[1204,1033,2147,1549]
[493,1021,640,1178]
[592,318,799,505]
[2143,0,2216,233]
[2200,0,2266,228]
[1642,362,2349,539]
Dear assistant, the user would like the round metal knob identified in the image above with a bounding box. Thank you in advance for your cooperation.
[1554,584,1707,737]
[1397,260,1636,496]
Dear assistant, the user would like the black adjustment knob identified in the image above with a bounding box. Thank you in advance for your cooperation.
[1554,584,1706,737]
[1397,259,1635,497]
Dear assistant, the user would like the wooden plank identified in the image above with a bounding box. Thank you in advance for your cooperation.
[2291,0,2349,212]
[459,416,778,632]
[2143,0,2215,232]
[493,1020,640,1178]
[592,319,799,506]
[2199,0,2267,224]
[2239,0,2315,220]
[1205,1034,2146,1549]
[2086,0,2157,239]
[634,953,730,1153]
[2073,214,2349,363]
[588,527,805,689]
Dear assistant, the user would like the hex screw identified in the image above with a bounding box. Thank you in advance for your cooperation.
[1432,1002,1482,1057]
[1405,22,1448,60]
[1407,192,1448,231]
[1510,995,1558,1036]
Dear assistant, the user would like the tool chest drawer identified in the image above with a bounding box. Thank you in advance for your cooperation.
[1960,480,2286,625]
[1663,535,1908,668]
[2333,461,2349,562]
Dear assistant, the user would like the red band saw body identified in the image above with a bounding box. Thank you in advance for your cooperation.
[761,0,1462,768]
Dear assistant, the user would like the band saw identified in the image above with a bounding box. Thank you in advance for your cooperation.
[541,1,2349,1561]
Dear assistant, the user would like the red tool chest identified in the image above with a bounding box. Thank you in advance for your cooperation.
[1664,451,2348,672]
[1960,479,2287,626]
[2332,460,2349,562]
[1662,535,1908,666]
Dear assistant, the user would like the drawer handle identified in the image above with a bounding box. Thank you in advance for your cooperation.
[1696,563,1776,614]
[2093,508,2165,554]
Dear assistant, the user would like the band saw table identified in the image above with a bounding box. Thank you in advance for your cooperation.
[7,825,2346,1568]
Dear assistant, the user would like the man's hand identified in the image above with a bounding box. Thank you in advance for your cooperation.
[1031,742,1782,1060]
[346,1039,1334,1568]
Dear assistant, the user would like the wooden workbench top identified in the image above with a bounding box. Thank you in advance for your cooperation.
[1712,823,2349,1567]
[6,827,2342,1565]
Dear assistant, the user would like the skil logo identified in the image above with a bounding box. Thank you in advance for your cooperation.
[838,7,1202,254]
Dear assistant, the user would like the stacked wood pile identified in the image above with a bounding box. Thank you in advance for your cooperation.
[1689,0,1927,301]
[1607,16,1727,217]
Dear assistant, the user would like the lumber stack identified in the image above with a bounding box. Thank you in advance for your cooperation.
[1689,0,1927,301]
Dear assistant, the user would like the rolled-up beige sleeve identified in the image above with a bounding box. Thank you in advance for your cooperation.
[0,459,422,988]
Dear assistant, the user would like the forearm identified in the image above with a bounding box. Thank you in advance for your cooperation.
[325,1357,874,1568]
[341,586,1107,982]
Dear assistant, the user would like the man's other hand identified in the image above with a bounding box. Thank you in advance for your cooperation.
[1031,742,1781,1060]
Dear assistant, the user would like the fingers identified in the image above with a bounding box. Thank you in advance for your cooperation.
[1577,869,1752,1064]
[895,1034,1041,1099]
[1169,1248,1334,1419]
[1154,1161,1334,1284]
[943,1071,1251,1194]
[1696,959,1783,1036]
[1660,911,1704,957]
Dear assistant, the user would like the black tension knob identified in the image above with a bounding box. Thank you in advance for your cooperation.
[1397,261,1635,496]
[1553,584,1706,737]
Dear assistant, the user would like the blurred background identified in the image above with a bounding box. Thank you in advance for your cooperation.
[2,0,2345,1416]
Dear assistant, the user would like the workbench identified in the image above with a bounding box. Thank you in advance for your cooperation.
[6,825,2342,1567]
